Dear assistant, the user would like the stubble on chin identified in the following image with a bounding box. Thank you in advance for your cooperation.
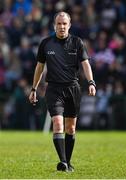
[57,32,68,39]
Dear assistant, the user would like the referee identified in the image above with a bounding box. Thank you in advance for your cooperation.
[29,11,96,172]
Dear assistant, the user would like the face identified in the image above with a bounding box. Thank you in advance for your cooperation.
[54,14,71,39]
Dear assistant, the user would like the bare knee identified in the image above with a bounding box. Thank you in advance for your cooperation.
[65,125,76,134]
[65,117,76,135]
[52,115,64,133]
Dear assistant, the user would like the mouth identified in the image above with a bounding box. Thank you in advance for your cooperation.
[60,30,65,33]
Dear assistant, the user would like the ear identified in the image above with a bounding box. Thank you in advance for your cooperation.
[53,24,56,32]
[69,23,71,29]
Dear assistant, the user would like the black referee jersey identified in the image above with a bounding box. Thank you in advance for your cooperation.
[37,34,89,83]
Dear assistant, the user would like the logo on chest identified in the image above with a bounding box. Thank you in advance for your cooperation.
[68,52,77,55]
[67,49,77,56]
[47,51,55,55]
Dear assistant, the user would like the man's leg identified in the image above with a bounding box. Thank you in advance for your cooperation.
[52,115,68,171]
[65,117,77,171]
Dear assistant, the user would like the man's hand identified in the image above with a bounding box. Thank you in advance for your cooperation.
[89,85,96,96]
[29,91,38,105]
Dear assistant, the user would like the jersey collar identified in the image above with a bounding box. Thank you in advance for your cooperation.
[54,33,71,42]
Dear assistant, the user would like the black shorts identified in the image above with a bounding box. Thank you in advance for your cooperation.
[45,82,81,117]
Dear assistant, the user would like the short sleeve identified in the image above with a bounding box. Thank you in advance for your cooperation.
[77,38,89,62]
[36,39,46,63]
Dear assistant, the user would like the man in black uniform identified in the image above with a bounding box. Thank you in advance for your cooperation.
[29,12,96,172]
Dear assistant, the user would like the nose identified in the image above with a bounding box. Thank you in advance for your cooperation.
[60,24,64,29]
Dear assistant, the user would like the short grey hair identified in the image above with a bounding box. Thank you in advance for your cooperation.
[53,11,71,24]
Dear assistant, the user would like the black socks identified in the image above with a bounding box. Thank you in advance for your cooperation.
[65,133,75,164]
[53,133,66,162]
[53,133,75,164]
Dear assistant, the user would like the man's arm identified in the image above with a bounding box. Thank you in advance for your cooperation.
[81,60,93,81]
[81,59,96,96]
[29,62,45,105]
[32,62,45,90]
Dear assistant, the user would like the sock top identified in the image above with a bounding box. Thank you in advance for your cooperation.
[53,133,64,139]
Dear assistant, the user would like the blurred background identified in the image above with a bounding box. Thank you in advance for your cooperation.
[0,0,126,131]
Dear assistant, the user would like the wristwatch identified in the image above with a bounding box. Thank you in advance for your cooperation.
[31,87,36,92]
[88,80,96,87]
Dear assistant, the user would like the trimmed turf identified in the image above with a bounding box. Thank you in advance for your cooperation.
[0,131,126,179]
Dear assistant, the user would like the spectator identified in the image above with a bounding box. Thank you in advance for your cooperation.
[18,36,36,84]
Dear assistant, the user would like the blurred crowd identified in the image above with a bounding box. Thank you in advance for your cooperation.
[0,0,126,130]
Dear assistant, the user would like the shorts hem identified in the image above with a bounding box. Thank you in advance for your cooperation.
[64,115,77,118]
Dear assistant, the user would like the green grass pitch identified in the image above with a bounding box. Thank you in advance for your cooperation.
[0,131,126,179]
